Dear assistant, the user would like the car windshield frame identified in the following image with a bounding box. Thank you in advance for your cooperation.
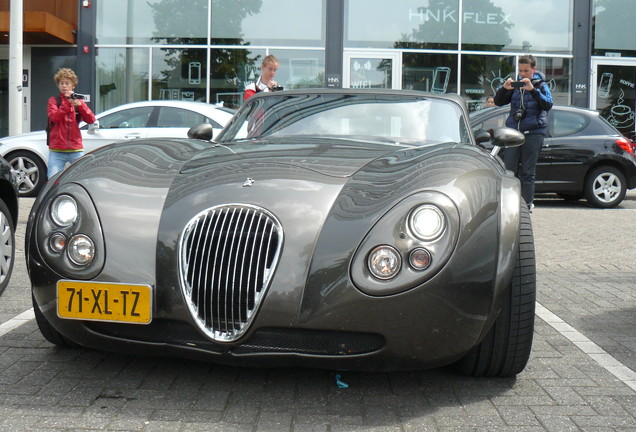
[217,93,471,146]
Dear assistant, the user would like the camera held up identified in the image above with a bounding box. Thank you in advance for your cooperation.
[70,93,86,100]
[269,85,284,92]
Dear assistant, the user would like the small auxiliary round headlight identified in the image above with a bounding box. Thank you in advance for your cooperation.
[49,232,67,253]
[367,245,401,280]
[51,195,79,227]
[409,248,432,270]
[67,234,95,266]
[408,204,445,241]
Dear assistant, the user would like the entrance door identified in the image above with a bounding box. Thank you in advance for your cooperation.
[590,59,636,140]
[343,51,401,89]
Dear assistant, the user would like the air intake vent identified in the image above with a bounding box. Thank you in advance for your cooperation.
[178,205,283,342]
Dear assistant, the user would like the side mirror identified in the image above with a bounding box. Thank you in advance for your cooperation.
[87,120,100,134]
[490,127,525,156]
[474,129,491,144]
[188,123,213,141]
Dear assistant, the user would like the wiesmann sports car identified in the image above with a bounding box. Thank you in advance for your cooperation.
[27,89,535,376]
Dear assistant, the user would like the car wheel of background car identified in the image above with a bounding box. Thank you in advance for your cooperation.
[32,294,81,348]
[453,203,536,377]
[584,165,626,208]
[7,150,47,197]
[0,198,15,297]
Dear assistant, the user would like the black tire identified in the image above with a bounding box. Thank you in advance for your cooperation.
[584,165,626,208]
[0,198,15,297]
[32,294,81,348]
[7,150,48,197]
[453,203,536,377]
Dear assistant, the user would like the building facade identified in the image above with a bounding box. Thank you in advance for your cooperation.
[2,0,636,139]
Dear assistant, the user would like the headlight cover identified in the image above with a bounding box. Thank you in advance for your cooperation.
[408,204,445,241]
[68,234,95,266]
[351,191,460,296]
[367,245,402,280]
[36,183,105,279]
[51,195,79,227]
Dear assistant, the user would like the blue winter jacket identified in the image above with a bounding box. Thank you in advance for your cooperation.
[494,72,553,135]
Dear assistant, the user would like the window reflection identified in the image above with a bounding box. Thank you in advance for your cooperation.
[95,48,149,113]
[402,53,457,94]
[97,0,208,44]
[461,55,570,111]
[346,0,572,53]
[211,0,324,46]
[152,48,207,103]
[593,0,636,56]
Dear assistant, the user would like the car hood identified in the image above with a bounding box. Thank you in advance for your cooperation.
[0,130,45,144]
[185,136,416,178]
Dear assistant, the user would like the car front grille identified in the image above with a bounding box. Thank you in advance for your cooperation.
[178,204,283,342]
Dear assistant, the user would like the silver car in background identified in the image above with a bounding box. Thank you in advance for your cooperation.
[0,100,234,197]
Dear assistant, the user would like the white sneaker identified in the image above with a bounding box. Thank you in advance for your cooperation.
[529,203,534,213]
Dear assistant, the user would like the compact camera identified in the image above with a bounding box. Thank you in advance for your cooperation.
[513,108,526,121]
[270,85,284,92]
[510,81,526,89]
[70,93,86,100]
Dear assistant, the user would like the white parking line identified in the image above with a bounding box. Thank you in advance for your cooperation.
[0,308,34,337]
[536,302,636,392]
[0,304,634,392]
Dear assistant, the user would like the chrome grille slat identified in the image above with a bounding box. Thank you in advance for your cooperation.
[178,205,283,342]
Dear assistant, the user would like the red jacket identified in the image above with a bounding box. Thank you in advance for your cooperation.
[47,94,96,151]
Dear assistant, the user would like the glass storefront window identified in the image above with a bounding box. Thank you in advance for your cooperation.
[594,64,636,140]
[97,0,208,45]
[152,47,207,103]
[209,49,325,109]
[461,55,516,112]
[346,0,459,49]
[402,53,457,94]
[95,48,150,113]
[346,0,571,53]
[462,0,572,54]
[461,55,571,111]
[536,57,571,106]
[593,0,636,57]
[211,0,325,47]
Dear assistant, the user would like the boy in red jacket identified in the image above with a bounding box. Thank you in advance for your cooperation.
[47,68,96,179]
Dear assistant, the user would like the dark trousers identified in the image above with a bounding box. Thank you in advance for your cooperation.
[503,133,544,207]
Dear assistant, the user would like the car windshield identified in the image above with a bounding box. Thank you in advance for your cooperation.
[218,93,469,146]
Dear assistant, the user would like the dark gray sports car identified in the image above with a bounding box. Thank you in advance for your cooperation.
[27,89,535,376]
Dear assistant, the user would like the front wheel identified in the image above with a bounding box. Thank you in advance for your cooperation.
[453,203,536,377]
[584,166,626,208]
[7,150,47,197]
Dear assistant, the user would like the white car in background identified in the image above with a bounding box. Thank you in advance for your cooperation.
[0,100,235,197]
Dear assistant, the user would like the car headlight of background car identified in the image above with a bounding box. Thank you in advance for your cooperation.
[35,183,105,279]
[351,191,460,296]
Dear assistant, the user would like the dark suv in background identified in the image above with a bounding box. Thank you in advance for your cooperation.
[471,105,636,208]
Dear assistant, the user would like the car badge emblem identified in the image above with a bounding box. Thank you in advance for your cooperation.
[243,177,255,187]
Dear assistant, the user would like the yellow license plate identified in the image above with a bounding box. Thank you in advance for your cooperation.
[57,280,152,324]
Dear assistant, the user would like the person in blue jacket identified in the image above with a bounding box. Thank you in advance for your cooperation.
[494,55,553,212]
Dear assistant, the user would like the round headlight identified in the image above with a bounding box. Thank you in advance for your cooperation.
[408,205,445,241]
[67,234,95,266]
[367,245,401,280]
[49,232,67,253]
[409,248,432,270]
[51,195,78,227]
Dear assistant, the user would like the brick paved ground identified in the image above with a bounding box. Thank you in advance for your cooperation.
[0,193,634,432]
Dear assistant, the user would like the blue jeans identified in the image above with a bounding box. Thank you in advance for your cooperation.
[48,151,84,179]
[503,133,544,208]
